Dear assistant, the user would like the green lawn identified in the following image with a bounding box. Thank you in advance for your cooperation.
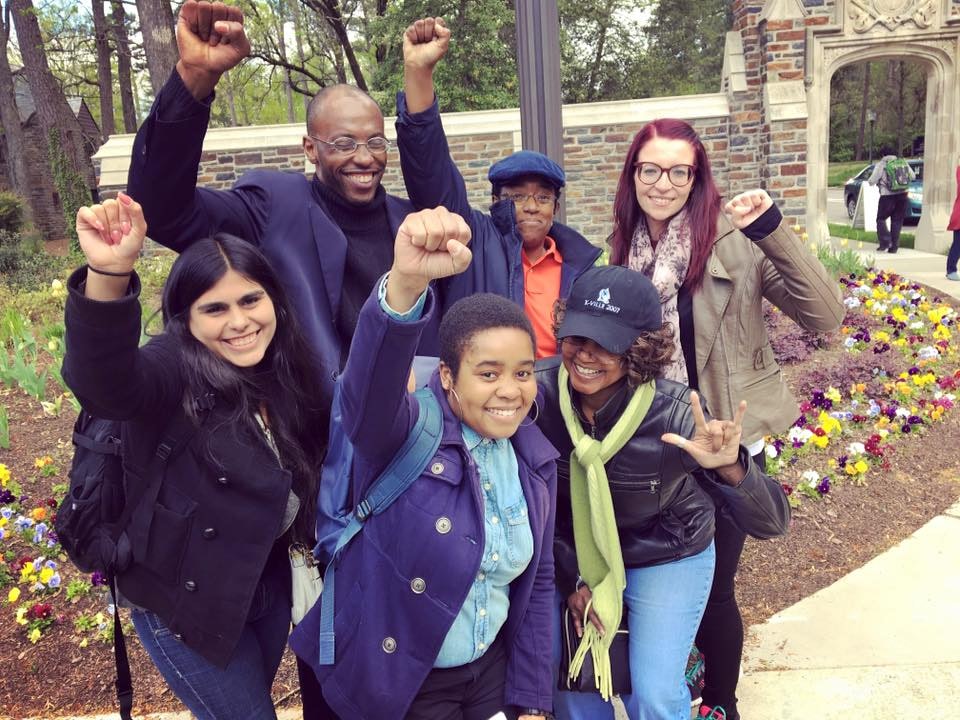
[827,222,915,249]
[827,160,869,187]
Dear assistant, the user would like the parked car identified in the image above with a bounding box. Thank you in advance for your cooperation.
[844,159,923,221]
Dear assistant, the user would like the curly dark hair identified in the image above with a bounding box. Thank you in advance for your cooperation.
[552,298,676,389]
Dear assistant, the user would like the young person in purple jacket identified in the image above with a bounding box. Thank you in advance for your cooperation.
[291,207,557,720]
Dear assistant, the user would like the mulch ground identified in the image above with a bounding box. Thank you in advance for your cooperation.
[1,285,958,719]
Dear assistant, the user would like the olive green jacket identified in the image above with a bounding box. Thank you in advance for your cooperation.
[692,216,844,444]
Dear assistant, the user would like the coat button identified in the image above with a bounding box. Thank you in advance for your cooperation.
[184,580,197,592]
[431,462,445,474]
[435,516,452,534]
[410,577,426,594]
[173,633,183,642]
[382,636,397,653]
[202,528,216,540]
[216,476,228,486]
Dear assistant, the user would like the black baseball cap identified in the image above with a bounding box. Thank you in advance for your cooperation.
[556,265,662,355]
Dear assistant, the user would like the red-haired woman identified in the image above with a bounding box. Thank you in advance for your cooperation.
[607,119,844,719]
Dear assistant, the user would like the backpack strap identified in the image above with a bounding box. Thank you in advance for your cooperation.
[317,387,443,665]
[108,574,133,720]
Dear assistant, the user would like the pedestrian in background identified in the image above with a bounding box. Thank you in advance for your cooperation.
[946,155,960,281]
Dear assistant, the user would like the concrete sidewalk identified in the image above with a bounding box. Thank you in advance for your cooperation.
[737,499,960,719]
[842,244,960,301]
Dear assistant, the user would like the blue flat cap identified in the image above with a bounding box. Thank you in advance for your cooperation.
[487,150,565,189]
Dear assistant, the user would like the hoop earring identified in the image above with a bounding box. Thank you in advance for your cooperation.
[448,387,464,423]
[520,399,540,427]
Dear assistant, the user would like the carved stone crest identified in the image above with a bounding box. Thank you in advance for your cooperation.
[848,0,937,32]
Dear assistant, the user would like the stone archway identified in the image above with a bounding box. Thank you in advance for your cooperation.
[804,2,960,251]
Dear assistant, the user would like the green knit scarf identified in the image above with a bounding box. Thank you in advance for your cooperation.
[558,365,655,700]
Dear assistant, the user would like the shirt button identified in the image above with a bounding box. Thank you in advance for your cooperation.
[491,552,499,562]
[484,483,492,491]
[382,636,397,653]
[431,462,445,475]
[477,572,485,581]
[410,577,426,594]
[184,580,197,592]
[479,608,487,617]
[478,642,486,649]
[491,516,499,524]
[435,517,452,534]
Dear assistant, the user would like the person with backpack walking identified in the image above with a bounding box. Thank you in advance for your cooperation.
[291,206,557,720]
[62,192,328,720]
[946,155,960,281]
[868,154,916,253]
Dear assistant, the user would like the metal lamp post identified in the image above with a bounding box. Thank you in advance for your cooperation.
[867,109,877,163]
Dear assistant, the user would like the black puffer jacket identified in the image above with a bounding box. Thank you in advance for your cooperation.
[535,357,790,595]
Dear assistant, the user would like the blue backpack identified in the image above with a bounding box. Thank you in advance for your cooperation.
[313,379,444,665]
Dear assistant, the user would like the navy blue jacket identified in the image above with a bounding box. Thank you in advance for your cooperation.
[127,70,420,392]
[395,93,601,313]
[290,287,558,719]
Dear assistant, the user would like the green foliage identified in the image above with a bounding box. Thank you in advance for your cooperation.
[369,0,519,112]
[813,241,873,278]
[0,405,9,450]
[0,192,25,233]
[47,129,90,249]
[65,579,93,602]
[829,60,926,162]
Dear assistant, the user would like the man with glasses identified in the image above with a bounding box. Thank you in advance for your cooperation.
[127,0,423,392]
[396,17,600,358]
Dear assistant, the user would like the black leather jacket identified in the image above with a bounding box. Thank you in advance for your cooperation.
[535,357,790,595]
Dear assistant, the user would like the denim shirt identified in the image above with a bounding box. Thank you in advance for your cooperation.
[434,426,534,667]
[377,275,535,668]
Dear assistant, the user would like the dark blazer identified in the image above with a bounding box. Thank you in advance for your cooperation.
[126,70,420,393]
[63,269,292,668]
[535,357,791,596]
[290,287,558,719]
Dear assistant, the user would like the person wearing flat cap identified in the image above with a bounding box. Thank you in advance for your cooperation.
[533,265,790,720]
[397,17,601,358]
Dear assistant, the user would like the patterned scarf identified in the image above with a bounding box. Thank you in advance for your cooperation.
[627,210,692,383]
[559,365,655,701]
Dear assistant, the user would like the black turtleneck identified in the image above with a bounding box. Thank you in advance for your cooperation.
[311,178,394,367]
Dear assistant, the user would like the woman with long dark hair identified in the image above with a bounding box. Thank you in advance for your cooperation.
[63,193,328,719]
[607,119,843,719]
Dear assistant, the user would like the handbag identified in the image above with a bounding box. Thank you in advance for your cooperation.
[290,543,323,625]
[557,602,631,695]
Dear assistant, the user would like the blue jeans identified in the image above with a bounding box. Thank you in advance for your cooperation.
[554,541,716,720]
[132,559,291,720]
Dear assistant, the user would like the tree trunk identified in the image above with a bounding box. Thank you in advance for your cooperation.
[136,0,179,96]
[111,0,138,132]
[0,8,31,199]
[9,0,96,190]
[92,0,116,139]
[275,0,295,122]
[895,60,905,155]
[854,62,870,161]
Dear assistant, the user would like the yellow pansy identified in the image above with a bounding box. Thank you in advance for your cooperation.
[0,464,10,486]
[825,387,842,404]
[854,459,869,474]
[28,627,41,644]
[873,331,890,343]
[39,567,54,584]
[810,434,829,449]
[8,587,20,603]
[818,411,842,435]
[15,607,28,625]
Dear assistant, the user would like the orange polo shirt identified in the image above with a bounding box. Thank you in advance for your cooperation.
[523,237,563,358]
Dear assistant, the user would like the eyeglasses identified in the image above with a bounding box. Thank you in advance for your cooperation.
[634,162,695,187]
[560,336,620,363]
[499,192,556,207]
[309,135,392,154]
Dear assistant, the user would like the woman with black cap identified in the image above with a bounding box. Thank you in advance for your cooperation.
[534,265,791,720]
